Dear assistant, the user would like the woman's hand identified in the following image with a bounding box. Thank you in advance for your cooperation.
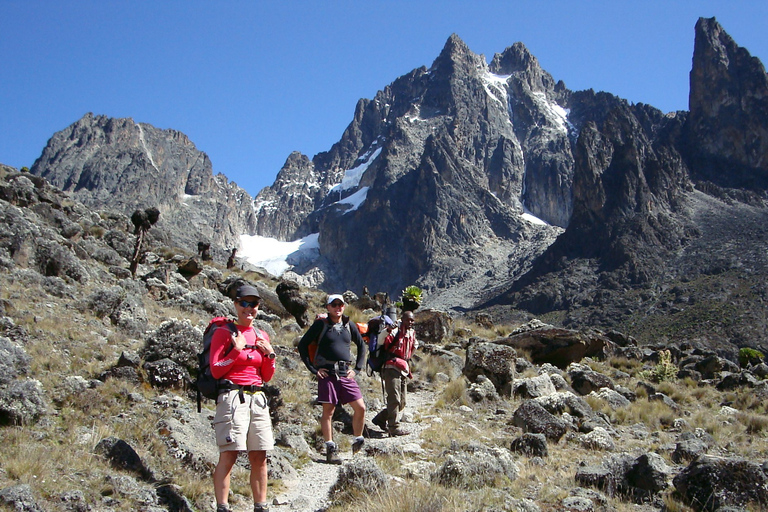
[232,331,247,351]
[255,338,273,356]
[317,368,328,379]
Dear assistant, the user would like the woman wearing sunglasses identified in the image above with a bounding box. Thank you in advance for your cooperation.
[209,284,276,512]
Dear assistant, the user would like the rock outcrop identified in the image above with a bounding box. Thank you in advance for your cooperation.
[30,114,257,253]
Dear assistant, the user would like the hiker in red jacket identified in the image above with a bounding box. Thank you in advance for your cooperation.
[210,284,276,512]
[298,294,367,464]
[372,310,418,436]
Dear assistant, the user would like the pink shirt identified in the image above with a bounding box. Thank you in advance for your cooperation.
[209,323,275,386]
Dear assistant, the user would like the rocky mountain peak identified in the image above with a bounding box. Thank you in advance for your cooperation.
[686,16,768,190]
[489,42,559,97]
[30,113,257,253]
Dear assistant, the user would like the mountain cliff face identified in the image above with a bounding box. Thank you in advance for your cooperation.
[685,17,768,191]
[30,114,257,253]
[483,17,768,355]
[24,18,768,353]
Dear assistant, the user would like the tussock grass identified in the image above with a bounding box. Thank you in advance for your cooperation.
[608,355,644,374]
[416,352,458,382]
[434,377,469,409]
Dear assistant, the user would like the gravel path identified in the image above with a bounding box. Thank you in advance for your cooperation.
[269,388,437,512]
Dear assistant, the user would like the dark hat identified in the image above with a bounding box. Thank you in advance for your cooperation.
[235,284,261,299]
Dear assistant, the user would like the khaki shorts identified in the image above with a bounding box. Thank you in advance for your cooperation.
[213,389,274,452]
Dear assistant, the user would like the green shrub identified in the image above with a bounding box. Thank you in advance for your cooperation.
[638,349,677,383]
[738,347,764,367]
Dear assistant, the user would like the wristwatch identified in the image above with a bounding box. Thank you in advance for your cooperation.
[267,352,276,360]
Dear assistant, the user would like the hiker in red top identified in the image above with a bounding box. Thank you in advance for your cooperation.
[211,284,276,512]
[372,310,418,436]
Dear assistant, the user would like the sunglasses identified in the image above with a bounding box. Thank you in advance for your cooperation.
[329,301,345,308]
[238,300,260,308]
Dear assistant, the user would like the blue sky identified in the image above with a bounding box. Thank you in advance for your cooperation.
[2,1,766,197]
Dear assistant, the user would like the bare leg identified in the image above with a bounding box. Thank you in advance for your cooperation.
[213,450,239,506]
[248,450,268,504]
[321,403,336,442]
[348,398,366,437]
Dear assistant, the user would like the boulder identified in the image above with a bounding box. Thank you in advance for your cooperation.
[512,400,568,441]
[673,455,768,511]
[414,308,454,344]
[568,364,615,395]
[432,445,519,490]
[0,379,48,426]
[276,279,310,327]
[497,328,613,369]
[510,433,548,457]
[463,341,517,395]
[0,484,44,512]
[513,373,557,399]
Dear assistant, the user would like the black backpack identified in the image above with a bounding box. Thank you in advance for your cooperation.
[195,317,237,412]
[366,316,395,375]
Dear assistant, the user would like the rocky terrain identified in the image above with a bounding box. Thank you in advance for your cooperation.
[24,18,768,364]
[2,165,768,512]
[3,13,768,512]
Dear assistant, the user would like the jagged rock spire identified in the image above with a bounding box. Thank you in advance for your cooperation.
[686,17,768,188]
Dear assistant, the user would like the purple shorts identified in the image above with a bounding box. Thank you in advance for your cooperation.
[317,375,363,405]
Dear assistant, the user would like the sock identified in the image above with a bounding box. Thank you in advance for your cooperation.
[354,435,364,443]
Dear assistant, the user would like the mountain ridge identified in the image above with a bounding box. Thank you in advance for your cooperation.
[23,17,768,355]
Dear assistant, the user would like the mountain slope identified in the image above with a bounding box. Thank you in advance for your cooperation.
[30,114,257,254]
[25,18,768,356]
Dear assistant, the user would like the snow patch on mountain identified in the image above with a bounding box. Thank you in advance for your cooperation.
[238,233,320,276]
[329,147,382,194]
[482,72,511,105]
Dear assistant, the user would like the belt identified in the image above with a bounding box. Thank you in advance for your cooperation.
[218,383,263,394]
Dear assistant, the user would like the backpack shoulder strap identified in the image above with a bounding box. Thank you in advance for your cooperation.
[317,318,330,344]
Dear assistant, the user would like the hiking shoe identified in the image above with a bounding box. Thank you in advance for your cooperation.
[351,436,365,454]
[371,411,387,432]
[254,503,270,512]
[216,505,231,512]
[325,442,342,464]
[388,427,409,437]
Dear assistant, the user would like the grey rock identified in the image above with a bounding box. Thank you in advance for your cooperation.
[463,340,517,395]
[432,444,518,490]
[673,455,768,511]
[94,437,154,481]
[589,387,630,409]
[512,400,568,441]
[144,358,188,389]
[0,484,45,512]
[568,364,615,395]
[468,375,499,402]
[413,308,454,344]
[141,319,200,372]
[0,378,48,425]
[510,433,548,457]
[579,427,615,451]
[513,373,557,399]
[0,335,30,386]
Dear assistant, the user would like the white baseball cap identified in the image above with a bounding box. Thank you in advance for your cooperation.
[326,294,345,305]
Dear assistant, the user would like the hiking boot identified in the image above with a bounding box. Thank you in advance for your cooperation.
[351,436,365,454]
[254,503,270,512]
[325,442,342,464]
[371,410,387,431]
[216,505,231,512]
[388,427,409,437]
